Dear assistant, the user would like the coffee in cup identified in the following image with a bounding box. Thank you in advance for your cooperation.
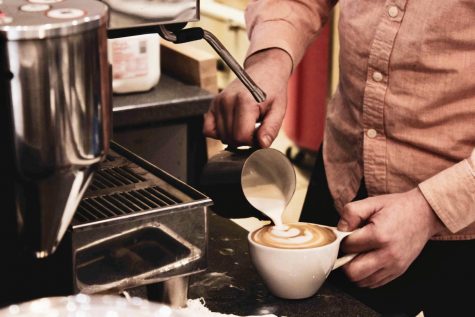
[251,223,336,249]
[248,222,356,299]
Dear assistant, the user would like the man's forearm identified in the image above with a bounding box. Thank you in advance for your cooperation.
[244,48,293,78]
[418,148,475,234]
[245,0,337,72]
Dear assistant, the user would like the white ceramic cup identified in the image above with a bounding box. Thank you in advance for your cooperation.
[247,223,356,299]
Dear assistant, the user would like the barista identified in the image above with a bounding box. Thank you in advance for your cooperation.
[203,0,475,316]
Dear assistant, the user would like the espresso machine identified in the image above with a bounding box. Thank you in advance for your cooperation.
[0,0,264,308]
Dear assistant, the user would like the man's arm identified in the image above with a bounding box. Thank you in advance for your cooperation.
[203,0,337,147]
[336,149,475,288]
[419,148,475,233]
[245,0,337,70]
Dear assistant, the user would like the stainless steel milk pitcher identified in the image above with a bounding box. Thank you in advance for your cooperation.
[200,147,296,220]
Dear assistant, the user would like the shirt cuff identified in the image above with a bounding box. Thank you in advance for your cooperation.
[419,158,475,233]
[245,20,307,73]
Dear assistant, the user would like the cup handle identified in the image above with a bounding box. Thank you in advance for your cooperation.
[332,253,357,270]
[331,227,358,270]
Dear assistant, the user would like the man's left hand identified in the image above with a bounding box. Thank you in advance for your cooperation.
[337,188,445,288]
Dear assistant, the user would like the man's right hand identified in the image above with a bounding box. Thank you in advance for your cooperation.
[203,48,293,148]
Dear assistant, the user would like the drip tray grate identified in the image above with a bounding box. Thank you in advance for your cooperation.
[73,142,210,228]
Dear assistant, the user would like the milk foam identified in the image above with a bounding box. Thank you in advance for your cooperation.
[252,223,336,249]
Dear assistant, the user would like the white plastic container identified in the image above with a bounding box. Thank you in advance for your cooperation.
[108,33,160,94]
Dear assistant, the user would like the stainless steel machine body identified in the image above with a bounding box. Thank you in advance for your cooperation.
[32,142,212,307]
[0,0,111,257]
[103,0,199,29]
[72,143,211,303]
[0,0,264,308]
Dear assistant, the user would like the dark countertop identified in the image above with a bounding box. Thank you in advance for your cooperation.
[112,75,214,128]
[110,73,378,316]
[189,211,380,317]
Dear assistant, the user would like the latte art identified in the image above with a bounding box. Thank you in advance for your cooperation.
[251,223,336,249]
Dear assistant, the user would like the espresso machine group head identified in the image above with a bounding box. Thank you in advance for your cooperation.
[0,0,264,307]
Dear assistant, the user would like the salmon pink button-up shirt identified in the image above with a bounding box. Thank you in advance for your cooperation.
[245,0,475,240]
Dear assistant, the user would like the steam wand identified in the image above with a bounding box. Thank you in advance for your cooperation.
[107,24,266,103]
[156,25,266,103]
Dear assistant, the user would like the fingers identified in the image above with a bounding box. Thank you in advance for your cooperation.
[203,98,229,142]
[342,250,385,284]
[342,241,404,288]
[353,263,398,289]
[206,89,261,146]
[341,223,382,254]
[205,59,288,147]
[256,95,286,148]
[220,96,235,144]
[212,94,235,145]
[214,102,228,143]
[364,273,398,289]
[337,196,384,231]
[203,108,218,139]
[233,95,261,145]
[343,249,397,288]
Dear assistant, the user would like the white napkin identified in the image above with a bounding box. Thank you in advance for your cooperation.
[178,298,278,317]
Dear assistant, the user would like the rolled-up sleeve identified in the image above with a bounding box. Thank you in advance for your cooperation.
[419,149,475,233]
[245,0,336,69]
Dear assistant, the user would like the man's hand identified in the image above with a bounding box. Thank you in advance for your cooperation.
[337,188,445,288]
[203,48,292,148]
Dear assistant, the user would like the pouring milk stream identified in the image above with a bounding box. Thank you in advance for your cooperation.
[246,184,322,247]
[240,148,303,244]
[245,183,287,227]
[241,149,337,248]
[241,152,315,246]
[241,148,295,228]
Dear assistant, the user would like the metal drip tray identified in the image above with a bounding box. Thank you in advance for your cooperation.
[76,224,199,288]
[73,142,208,229]
[71,142,212,294]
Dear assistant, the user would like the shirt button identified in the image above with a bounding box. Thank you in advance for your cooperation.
[388,6,399,18]
[372,71,383,82]
[367,129,377,139]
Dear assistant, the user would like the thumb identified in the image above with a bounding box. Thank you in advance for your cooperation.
[256,98,286,148]
[338,197,382,231]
